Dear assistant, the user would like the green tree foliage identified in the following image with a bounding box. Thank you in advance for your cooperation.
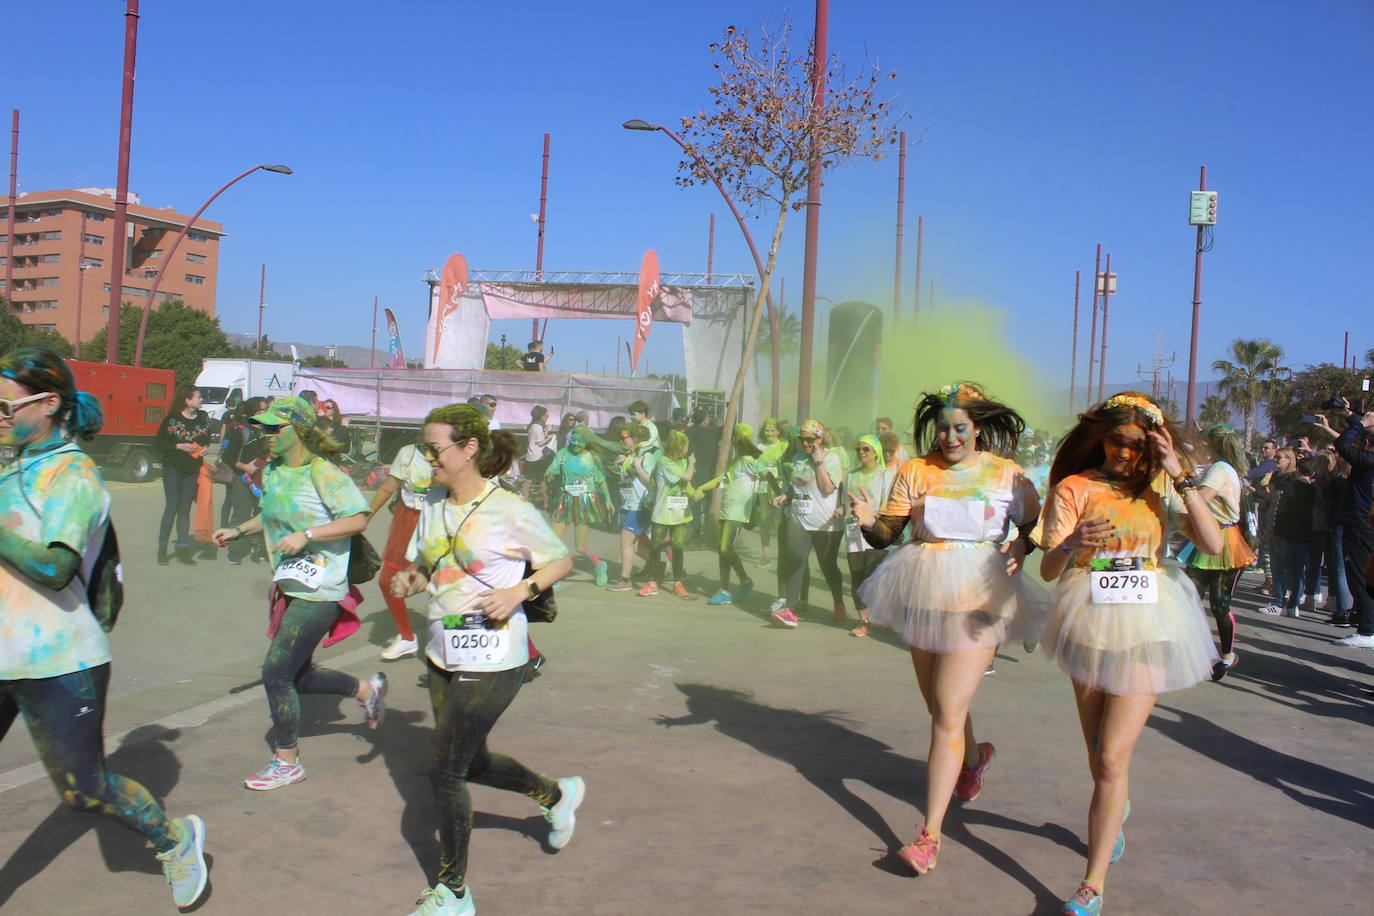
[1212,338,1288,449]
[80,300,230,387]
[485,342,523,370]
[1199,394,1230,427]
[0,302,75,356]
[1266,362,1369,443]
[300,355,347,368]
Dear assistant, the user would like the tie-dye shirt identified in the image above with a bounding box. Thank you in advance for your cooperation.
[0,443,112,679]
[651,456,694,525]
[1036,469,1189,567]
[260,457,370,602]
[719,455,766,523]
[783,451,845,531]
[879,451,1038,544]
[407,481,569,671]
[388,444,434,510]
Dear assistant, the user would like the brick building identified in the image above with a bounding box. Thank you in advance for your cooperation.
[1,188,223,344]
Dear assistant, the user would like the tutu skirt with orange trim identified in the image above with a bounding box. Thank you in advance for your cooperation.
[859,541,1049,653]
[1176,524,1256,571]
[1041,561,1217,695]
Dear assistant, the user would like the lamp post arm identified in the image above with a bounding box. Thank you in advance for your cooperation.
[133,164,268,366]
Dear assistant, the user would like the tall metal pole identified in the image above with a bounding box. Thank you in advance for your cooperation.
[913,215,923,317]
[1185,165,1207,426]
[796,0,829,420]
[1343,330,1349,370]
[893,130,906,321]
[533,131,550,342]
[1097,252,1113,401]
[929,280,935,311]
[105,0,140,364]
[1087,243,1102,403]
[75,212,88,347]
[256,264,266,353]
[1069,269,1081,416]
[370,294,379,368]
[4,109,16,307]
[707,212,715,282]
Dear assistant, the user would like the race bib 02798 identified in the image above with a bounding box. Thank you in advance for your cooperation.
[1089,557,1159,605]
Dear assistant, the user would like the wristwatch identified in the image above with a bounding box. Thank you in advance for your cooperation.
[303,528,314,542]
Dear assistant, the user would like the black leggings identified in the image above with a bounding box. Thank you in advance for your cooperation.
[427,661,560,894]
[158,464,198,549]
[647,523,688,582]
[846,548,887,612]
[782,525,844,610]
[717,520,751,590]
[0,665,176,852]
[1187,567,1243,655]
[262,598,359,751]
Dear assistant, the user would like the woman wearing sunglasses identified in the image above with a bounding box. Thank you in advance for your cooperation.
[841,434,896,637]
[211,396,384,791]
[389,404,580,916]
[0,347,209,908]
[770,419,847,627]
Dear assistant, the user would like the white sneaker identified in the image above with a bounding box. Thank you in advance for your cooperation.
[769,597,787,613]
[407,883,474,916]
[1257,605,1283,616]
[1333,632,1374,648]
[381,635,419,660]
[244,755,306,790]
[543,775,586,849]
[1283,607,1301,618]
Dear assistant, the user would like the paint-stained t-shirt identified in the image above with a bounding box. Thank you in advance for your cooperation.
[0,444,112,679]
[388,444,434,510]
[260,458,369,602]
[719,455,766,523]
[1199,461,1242,526]
[1035,470,1188,568]
[881,452,1038,544]
[783,451,845,531]
[651,456,694,525]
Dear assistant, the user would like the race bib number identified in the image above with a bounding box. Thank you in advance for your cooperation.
[274,554,325,589]
[564,481,589,497]
[791,498,814,517]
[666,494,689,511]
[844,515,866,553]
[441,612,516,669]
[923,496,986,540]
[620,484,639,506]
[1090,558,1159,605]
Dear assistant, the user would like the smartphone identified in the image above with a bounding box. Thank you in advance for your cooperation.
[1301,414,1318,424]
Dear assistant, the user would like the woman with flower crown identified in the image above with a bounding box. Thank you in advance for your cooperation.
[849,382,1044,876]
[1035,392,1224,915]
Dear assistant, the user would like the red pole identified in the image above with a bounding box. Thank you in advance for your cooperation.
[1069,269,1080,415]
[370,295,379,368]
[1185,165,1207,426]
[1098,253,1112,400]
[1087,243,1101,403]
[913,215,923,317]
[256,264,266,353]
[105,0,140,364]
[533,131,550,342]
[75,212,88,347]
[707,212,715,282]
[893,130,906,321]
[796,0,829,420]
[4,109,16,309]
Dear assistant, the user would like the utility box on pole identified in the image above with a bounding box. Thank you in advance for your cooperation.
[1189,190,1218,226]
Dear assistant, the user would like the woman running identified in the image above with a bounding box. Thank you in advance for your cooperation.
[212,396,386,790]
[0,347,208,908]
[366,439,435,660]
[637,429,698,599]
[609,422,658,591]
[155,383,211,565]
[849,383,1043,873]
[1036,392,1224,915]
[389,404,581,916]
[1176,424,1256,680]
[843,434,896,637]
[696,423,766,606]
[771,419,847,628]
[545,425,614,586]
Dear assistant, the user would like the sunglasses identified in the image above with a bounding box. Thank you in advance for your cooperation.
[421,439,469,460]
[0,392,51,418]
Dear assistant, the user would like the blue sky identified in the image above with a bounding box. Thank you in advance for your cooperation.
[9,0,1372,391]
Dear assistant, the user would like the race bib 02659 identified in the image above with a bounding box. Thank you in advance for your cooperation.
[273,554,325,590]
[1089,557,1159,605]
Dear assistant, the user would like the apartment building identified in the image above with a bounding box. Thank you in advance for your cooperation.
[0,187,223,344]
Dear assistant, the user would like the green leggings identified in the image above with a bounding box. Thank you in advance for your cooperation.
[647,523,688,581]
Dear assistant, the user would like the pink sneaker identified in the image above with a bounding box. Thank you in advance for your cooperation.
[637,581,659,597]
[770,607,800,628]
[896,824,939,874]
[955,741,995,802]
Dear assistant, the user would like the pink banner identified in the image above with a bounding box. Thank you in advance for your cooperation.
[475,283,693,323]
[384,308,407,369]
[632,250,659,374]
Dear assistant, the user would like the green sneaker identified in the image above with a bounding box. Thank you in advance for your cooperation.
[543,775,586,849]
[407,883,474,916]
[156,814,208,909]
[593,560,609,587]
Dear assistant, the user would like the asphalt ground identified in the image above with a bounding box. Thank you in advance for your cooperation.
[1,481,1372,914]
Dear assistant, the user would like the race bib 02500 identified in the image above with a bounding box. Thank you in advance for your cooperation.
[1089,557,1159,605]
[440,612,516,669]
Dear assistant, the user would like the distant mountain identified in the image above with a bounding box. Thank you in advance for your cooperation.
[225,333,387,368]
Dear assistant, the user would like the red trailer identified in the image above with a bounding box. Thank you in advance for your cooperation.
[65,359,175,481]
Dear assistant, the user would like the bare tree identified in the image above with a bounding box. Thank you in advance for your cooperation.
[676,20,902,478]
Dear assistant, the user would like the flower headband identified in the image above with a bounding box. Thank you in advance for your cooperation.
[1104,393,1164,428]
[937,383,983,408]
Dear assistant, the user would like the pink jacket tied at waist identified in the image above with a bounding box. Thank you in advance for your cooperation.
[267,584,365,647]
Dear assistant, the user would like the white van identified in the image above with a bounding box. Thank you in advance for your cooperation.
[196,358,298,427]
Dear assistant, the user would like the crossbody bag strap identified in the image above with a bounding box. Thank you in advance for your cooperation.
[437,483,500,588]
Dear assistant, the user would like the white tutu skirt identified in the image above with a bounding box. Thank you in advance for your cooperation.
[1041,562,1218,695]
[859,542,1049,653]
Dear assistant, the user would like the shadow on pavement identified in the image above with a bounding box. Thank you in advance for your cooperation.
[657,683,1080,911]
[0,725,183,907]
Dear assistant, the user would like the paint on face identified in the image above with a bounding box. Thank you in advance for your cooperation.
[0,379,55,449]
[935,407,978,465]
[762,422,780,443]
[264,423,297,458]
[568,431,586,453]
[856,443,878,470]
[1101,423,1148,479]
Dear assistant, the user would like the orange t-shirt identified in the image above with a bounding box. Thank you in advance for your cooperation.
[879,451,1039,544]
[1036,470,1189,567]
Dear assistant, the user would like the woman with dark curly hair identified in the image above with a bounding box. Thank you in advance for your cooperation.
[850,382,1044,876]
[1036,392,1224,915]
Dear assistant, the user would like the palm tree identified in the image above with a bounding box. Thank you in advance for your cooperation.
[1212,338,1288,449]
[1199,394,1230,427]
[754,303,801,410]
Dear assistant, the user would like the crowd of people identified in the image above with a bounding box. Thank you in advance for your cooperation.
[3,340,1373,915]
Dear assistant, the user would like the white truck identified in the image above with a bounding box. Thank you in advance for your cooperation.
[195,357,298,428]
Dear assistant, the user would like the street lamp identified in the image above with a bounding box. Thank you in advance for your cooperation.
[622,118,782,416]
[133,163,292,365]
